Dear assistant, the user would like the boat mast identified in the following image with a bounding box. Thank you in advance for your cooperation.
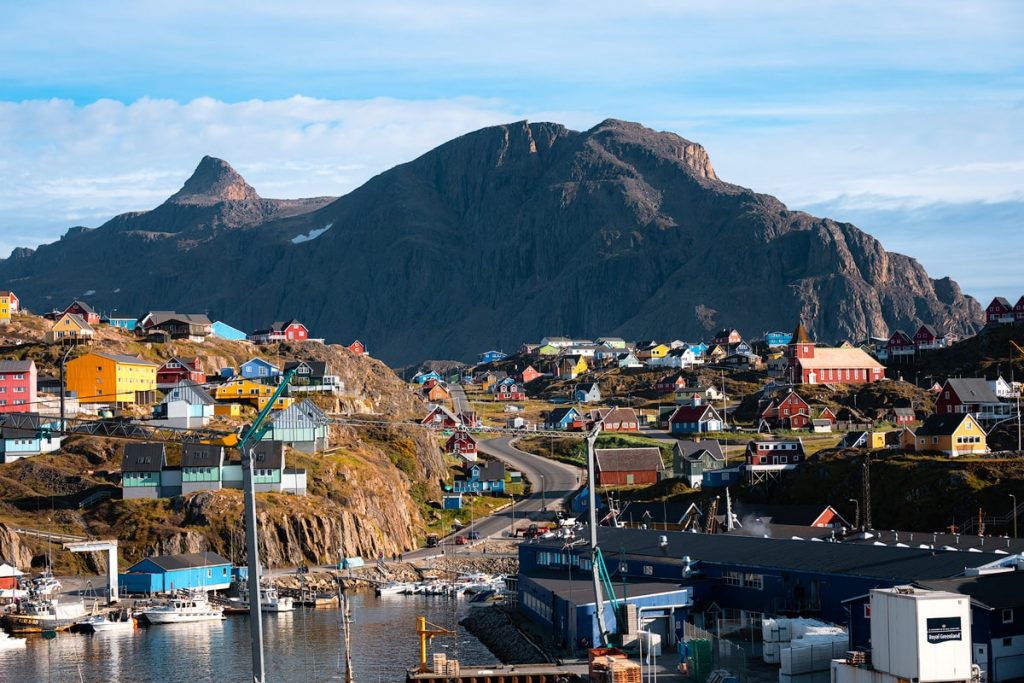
[586,427,609,646]
[336,577,354,683]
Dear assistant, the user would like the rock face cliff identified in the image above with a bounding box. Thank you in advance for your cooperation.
[0,120,982,362]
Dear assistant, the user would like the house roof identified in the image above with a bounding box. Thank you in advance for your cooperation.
[144,311,212,327]
[546,407,579,425]
[272,399,329,427]
[674,439,725,463]
[0,359,33,374]
[90,351,159,367]
[917,324,938,336]
[793,347,884,370]
[533,526,1005,582]
[522,568,688,603]
[0,412,55,439]
[945,378,1000,404]
[252,441,284,469]
[670,405,720,423]
[131,551,231,572]
[122,442,166,472]
[916,572,1024,610]
[791,321,812,344]
[600,407,639,425]
[463,460,505,481]
[163,380,216,405]
[66,300,97,315]
[732,503,848,527]
[58,312,94,331]
[916,413,982,437]
[594,447,665,473]
[242,357,277,368]
[270,319,305,332]
[422,404,459,424]
[992,297,1011,308]
[893,407,915,418]
[182,444,224,468]
[283,360,328,377]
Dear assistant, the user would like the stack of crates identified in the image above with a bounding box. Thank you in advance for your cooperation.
[590,648,641,683]
[431,653,447,674]
[444,660,461,677]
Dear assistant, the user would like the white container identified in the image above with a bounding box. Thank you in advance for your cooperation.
[764,642,781,664]
[869,586,972,682]
[638,630,662,657]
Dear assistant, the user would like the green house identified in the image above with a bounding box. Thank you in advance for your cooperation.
[121,443,166,499]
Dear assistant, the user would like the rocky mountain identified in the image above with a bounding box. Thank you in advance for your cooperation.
[0,120,983,363]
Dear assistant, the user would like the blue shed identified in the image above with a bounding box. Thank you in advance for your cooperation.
[443,494,464,510]
[119,551,234,594]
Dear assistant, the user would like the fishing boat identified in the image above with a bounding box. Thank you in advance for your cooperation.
[82,607,137,633]
[375,581,412,596]
[141,591,224,624]
[0,631,26,650]
[233,584,294,613]
[30,572,62,596]
[3,598,88,633]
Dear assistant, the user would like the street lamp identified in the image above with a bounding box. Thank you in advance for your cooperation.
[848,498,860,531]
[1011,494,1018,539]
[541,474,546,512]
[509,495,515,538]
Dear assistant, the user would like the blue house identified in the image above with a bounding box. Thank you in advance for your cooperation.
[413,370,442,385]
[764,331,793,348]
[544,407,581,430]
[478,350,507,364]
[211,320,249,341]
[240,357,280,381]
[688,342,709,357]
[104,317,138,331]
[453,461,506,494]
[119,551,237,594]
[0,413,62,463]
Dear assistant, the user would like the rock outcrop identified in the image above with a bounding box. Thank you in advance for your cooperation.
[0,523,32,569]
[0,119,983,363]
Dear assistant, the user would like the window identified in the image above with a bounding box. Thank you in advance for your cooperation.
[723,571,742,587]
[643,565,653,576]
[743,573,763,590]
[966,422,972,430]
[1003,608,1014,624]
[207,569,212,578]
[864,605,871,618]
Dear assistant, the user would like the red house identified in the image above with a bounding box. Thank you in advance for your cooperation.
[986,297,1014,325]
[347,340,367,355]
[0,359,37,413]
[63,300,100,325]
[445,430,478,459]
[786,322,884,384]
[745,439,805,467]
[519,365,542,384]
[713,328,742,345]
[761,391,810,428]
[886,330,915,359]
[250,320,309,343]
[495,381,526,401]
[935,378,1003,417]
[156,357,204,387]
[655,372,688,393]
[594,447,664,486]
[1015,296,1024,323]
[421,405,460,429]
[599,407,640,432]
[892,406,916,425]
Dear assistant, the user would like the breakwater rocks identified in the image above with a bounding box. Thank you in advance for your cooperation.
[460,609,553,665]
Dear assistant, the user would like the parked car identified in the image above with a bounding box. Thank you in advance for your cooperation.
[454,535,468,545]
[467,531,481,540]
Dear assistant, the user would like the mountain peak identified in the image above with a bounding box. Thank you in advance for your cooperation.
[167,156,260,206]
[585,118,718,180]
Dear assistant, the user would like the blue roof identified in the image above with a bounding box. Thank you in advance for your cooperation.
[211,321,249,341]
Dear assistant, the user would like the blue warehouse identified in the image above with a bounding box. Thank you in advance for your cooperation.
[119,551,242,594]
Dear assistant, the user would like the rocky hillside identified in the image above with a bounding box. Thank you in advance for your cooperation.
[0,319,446,571]
[0,120,983,363]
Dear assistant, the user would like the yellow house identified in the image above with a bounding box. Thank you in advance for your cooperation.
[637,344,670,361]
[66,351,158,405]
[0,290,18,325]
[45,313,95,343]
[559,355,588,379]
[212,378,293,410]
[912,413,987,457]
[214,403,242,417]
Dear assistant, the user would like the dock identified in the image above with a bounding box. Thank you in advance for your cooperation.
[406,664,582,682]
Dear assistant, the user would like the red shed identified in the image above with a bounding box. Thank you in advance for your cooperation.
[594,447,665,486]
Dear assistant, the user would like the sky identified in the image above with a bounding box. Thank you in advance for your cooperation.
[0,1,1021,302]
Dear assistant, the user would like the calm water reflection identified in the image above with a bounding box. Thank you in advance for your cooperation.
[0,592,495,683]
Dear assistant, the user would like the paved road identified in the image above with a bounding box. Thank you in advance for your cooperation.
[450,384,472,414]
[404,436,584,561]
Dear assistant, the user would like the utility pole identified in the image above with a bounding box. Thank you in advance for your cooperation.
[242,444,266,683]
[1011,494,1018,539]
[862,457,872,531]
[848,498,860,532]
[586,428,609,645]
[337,577,354,683]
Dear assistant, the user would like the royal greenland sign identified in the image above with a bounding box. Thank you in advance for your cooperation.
[925,616,962,644]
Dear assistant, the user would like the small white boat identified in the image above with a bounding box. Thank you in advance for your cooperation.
[142,592,224,624]
[375,582,411,596]
[83,608,137,632]
[0,631,26,650]
[235,584,294,613]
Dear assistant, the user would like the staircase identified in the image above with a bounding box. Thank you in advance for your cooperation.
[957,500,1024,535]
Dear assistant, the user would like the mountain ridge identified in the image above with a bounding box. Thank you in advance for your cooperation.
[0,119,983,363]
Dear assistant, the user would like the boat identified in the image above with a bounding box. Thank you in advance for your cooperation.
[141,591,224,624]
[82,608,137,632]
[375,581,412,596]
[0,631,26,650]
[233,584,294,613]
[467,589,506,609]
[3,598,88,633]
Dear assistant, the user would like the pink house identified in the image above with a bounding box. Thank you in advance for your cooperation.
[0,360,37,413]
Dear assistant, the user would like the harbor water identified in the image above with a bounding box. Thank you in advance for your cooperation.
[0,591,495,682]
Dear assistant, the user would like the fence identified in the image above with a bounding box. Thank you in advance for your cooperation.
[680,621,750,682]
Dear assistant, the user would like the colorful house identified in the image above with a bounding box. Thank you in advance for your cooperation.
[764,331,792,348]
[786,322,884,384]
[249,320,309,344]
[119,552,234,594]
[745,438,806,483]
[935,378,1010,422]
[210,320,248,341]
[0,413,62,463]
[760,390,811,429]
[150,380,215,428]
[655,372,689,393]
[520,365,543,384]
[421,404,460,429]
[595,337,627,349]
[121,443,167,499]
[105,317,138,332]
[414,371,442,385]
[446,429,478,461]
[181,444,224,495]
[673,439,725,488]
[669,404,723,434]
[544,407,581,431]
[453,461,506,494]
[0,360,36,414]
[156,357,205,388]
[558,355,588,380]
[0,291,18,325]
[573,382,602,403]
[283,360,341,393]
[262,399,330,453]
[638,344,670,363]
[892,407,917,425]
[986,297,1014,325]
[495,379,525,401]
[912,413,987,456]
[62,301,100,325]
[137,312,213,342]
[212,377,293,410]
[45,312,95,343]
[478,350,507,364]
[66,351,158,405]
[713,328,742,345]
[886,330,915,360]
[594,447,665,486]
[597,407,640,432]
[240,357,280,382]
[346,340,367,355]
[536,344,559,356]
[425,383,450,402]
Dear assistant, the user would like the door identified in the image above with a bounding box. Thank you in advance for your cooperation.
[974,643,987,670]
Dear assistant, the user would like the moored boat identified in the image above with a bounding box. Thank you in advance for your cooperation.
[233,584,294,613]
[82,607,137,632]
[141,591,224,624]
[3,598,88,634]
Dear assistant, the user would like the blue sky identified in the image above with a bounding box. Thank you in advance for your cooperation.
[1,1,1021,302]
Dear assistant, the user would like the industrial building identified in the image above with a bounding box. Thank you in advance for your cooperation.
[517,527,1022,655]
